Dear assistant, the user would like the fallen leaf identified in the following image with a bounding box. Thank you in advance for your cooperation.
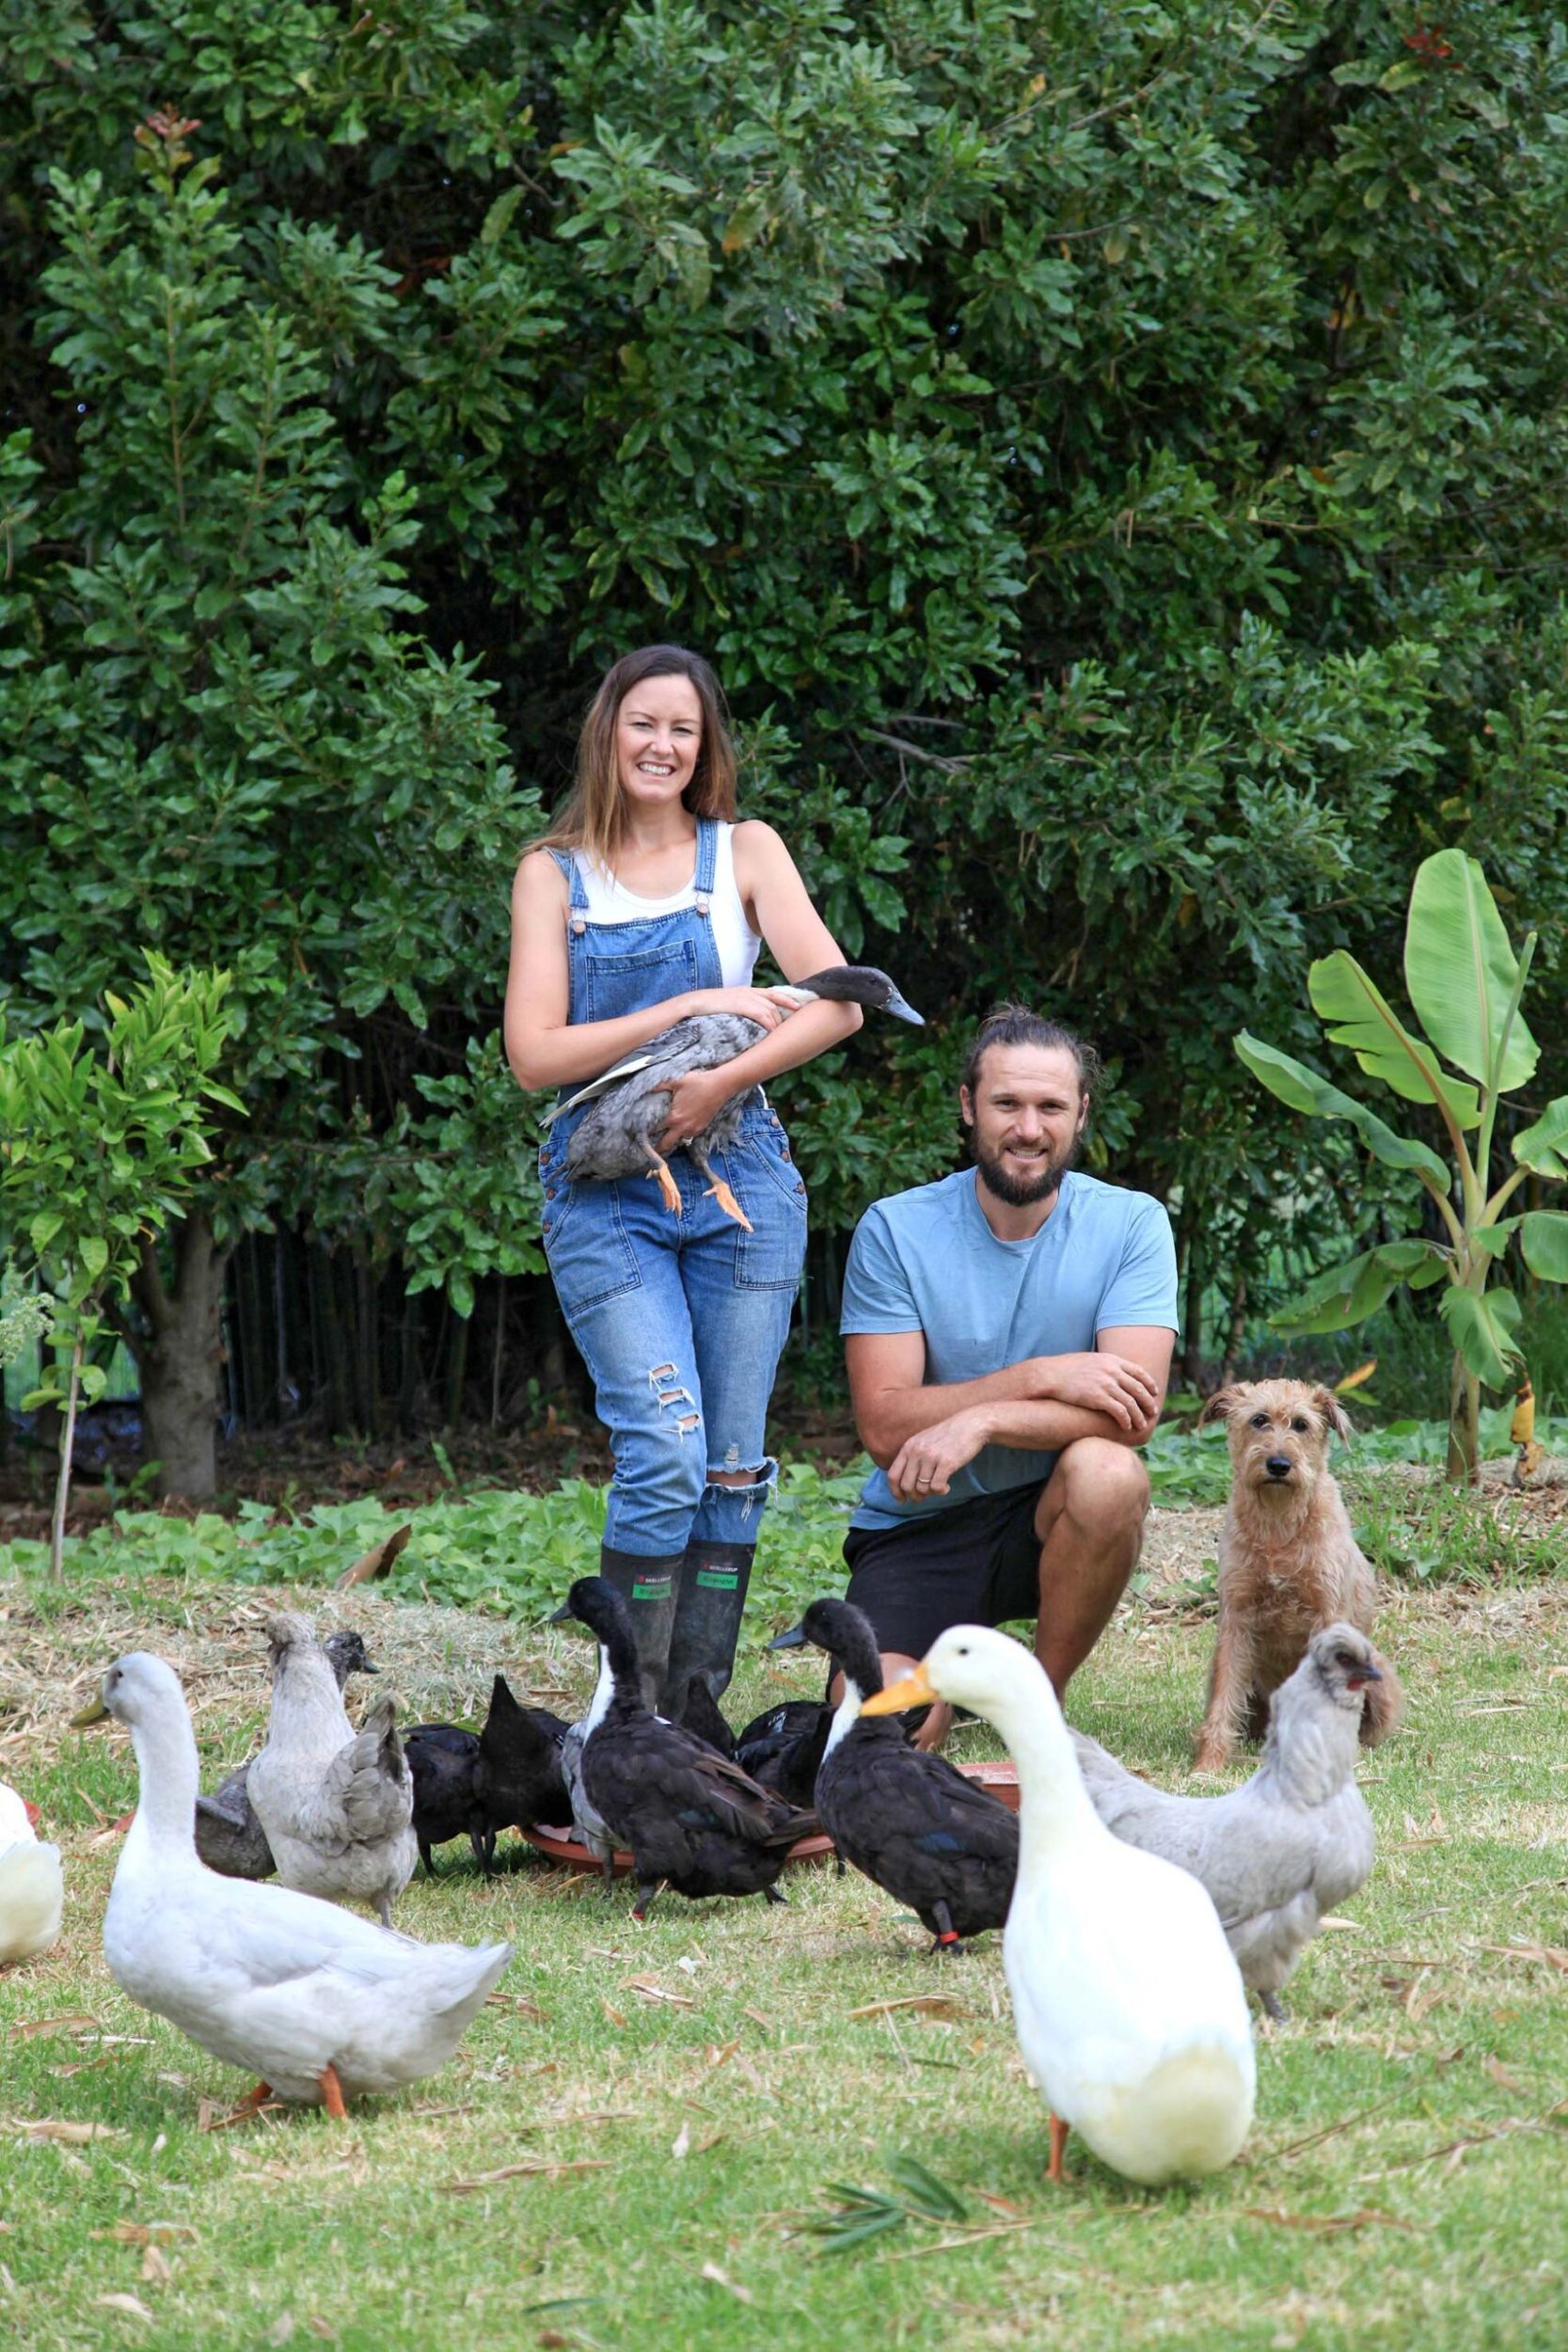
[622,1977,695,2010]
[9,2014,99,2042]
[140,2246,173,2285]
[95,2295,155,2321]
[1316,1917,1363,1933]
[443,2159,608,2194]
[848,1994,964,2021]
[1244,2206,1415,2234]
[335,1523,411,1587]
[104,2224,199,2247]
[600,2000,626,2027]
[5,2117,124,2144]
[1482,2056,1526,2094]
[742,2007,772,2030]
[1480,1942,1568,1975]
[972,2189,1028,2217]
[700,2262,752,2304]
[306,2322,337,2344]
[672,2122,691,2160]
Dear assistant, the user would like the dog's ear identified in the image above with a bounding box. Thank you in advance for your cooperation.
[1198,1387,1239,1427]
[1314,1387,1354,1440]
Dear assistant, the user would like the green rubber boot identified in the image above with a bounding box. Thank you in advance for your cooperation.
[595,1546,682,1712]
[659,1540,755,1716]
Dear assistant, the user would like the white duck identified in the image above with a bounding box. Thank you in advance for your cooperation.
[247,1613,418,1926]
[0,1778,63,1965]
[77,1653,512,2114]
[864,1627,1255,2186]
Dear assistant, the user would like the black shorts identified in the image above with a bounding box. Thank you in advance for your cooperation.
[842,1481,1047,1661]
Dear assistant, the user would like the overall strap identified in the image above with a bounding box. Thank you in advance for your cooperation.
[552,845,592,937]
[692,816,719,916]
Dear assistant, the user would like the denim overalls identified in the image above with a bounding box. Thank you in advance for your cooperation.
[539,818,806,1704]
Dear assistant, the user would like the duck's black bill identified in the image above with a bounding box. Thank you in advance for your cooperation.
[768,1623,807,1650]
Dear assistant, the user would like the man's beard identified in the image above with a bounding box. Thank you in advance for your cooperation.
[971,1129,1078,1208]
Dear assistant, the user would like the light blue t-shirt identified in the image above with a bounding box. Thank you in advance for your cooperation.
[840,1168,1179,1532]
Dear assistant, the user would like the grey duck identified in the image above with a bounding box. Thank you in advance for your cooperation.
[544,965,923,1226]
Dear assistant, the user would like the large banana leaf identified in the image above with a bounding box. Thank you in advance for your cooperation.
[1268,1236,1447,1335]
[1520,1210,1568,1282]
[1438,1285,1522,1387]
[1307,952,1481,1127]
[1234,1034,1449,1184]
[1512,1095,1568,1178]
[1404,849,1538,1092]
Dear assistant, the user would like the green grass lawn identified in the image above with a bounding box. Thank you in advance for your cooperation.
[2,1549,1566,2352]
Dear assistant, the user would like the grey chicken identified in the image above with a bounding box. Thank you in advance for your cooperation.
[544,965,922,1227]
[1071,1622,1385,2018]
[194,1629,378,1881]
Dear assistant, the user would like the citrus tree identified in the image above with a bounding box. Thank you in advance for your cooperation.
[1236,851,1568,1483]
[0,957,238,1567]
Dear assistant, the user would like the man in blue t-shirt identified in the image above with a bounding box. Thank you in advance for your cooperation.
[839,1004,1179,1745]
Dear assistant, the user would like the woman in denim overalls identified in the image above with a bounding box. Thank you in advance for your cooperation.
[506,645,863,1708]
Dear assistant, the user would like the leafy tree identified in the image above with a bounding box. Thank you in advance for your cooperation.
[1238,852,1568,1483]
[0,957,236,1567]
[4,1,1568,1466]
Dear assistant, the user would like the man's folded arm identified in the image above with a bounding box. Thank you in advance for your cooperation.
[846,1327,1174,1469]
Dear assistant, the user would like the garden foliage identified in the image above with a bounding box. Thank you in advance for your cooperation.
[5,2,1568,1472]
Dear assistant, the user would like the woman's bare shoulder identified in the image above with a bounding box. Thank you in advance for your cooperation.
[731,818,796,877]
[514,845,570,900]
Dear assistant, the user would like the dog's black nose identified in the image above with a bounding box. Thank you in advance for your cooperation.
[1264,1454,1293,1479]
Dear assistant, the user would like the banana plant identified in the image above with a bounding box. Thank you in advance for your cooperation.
[1235,850,1568,1484]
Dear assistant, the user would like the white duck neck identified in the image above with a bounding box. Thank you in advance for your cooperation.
[821,1677,863,1761]
[584,1645,615,1734]
[988,1675,1101,1860]
[125,1697,202,1855]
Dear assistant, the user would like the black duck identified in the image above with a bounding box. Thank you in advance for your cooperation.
[568,1577,814,1920]
[473,1676,570,1868]
[803,1597,1018,1952]
[195,1629,378,1882]
[545,966,923,1226]
[404,1723,483,1877]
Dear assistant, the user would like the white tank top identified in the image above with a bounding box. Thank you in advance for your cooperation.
[571,822,762,988]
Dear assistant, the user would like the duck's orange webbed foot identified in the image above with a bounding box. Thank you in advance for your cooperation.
[319,2063,348,2121]
[704,1180,753,1232]
[644,1154,683,1215]
[1046,2112,1071,2184]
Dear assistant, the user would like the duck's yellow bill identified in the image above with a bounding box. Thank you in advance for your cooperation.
[862,1663,937,1716]
[71,1693,107,1727]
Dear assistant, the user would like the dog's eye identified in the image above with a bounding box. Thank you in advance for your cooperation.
[1291,1417,1309,1433]
[1249,1412,1269,1429]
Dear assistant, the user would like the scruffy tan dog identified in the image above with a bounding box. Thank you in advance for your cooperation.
[1194,1380,1403,1771]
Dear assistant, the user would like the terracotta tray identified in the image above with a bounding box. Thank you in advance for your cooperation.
[518,1757,1019,1876]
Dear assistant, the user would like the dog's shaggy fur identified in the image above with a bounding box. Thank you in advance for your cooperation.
[1194,1380,1403,1771]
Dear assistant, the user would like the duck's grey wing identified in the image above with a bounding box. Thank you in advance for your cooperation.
[543,1020,706,1122]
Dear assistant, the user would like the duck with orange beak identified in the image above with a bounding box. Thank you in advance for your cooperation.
[863,1625,1254,2186]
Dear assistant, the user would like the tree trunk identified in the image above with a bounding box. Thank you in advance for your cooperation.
[127,1209,230,1502]
[50,1327,85,1579]
[1445,1348,1481,1486]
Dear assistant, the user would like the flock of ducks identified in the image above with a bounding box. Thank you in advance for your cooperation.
[2,1593,1389,2185]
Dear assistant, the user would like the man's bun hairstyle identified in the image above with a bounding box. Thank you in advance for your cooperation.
[960,1004,1101,1104]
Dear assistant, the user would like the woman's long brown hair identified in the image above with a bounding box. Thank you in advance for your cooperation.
[531,644,739,871]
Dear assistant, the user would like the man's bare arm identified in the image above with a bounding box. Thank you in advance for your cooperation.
[847,1328,1170,1458]
[847,1327,1175,1502]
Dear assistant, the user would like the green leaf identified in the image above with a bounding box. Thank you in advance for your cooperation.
[1307,952,1481,1127]
[1512,1095,1568,1178]
[448,1268,475,1320]
[1404,850,1538,1092]
[28,1211,63,1258]
[882,2154,969,2221]
[79,1233,108,1282]
[1438,1285,1523,1387]
[1234,1035,1449,1183]
[1270,1246,1401,1335]
[1519,1212,1568,1283]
